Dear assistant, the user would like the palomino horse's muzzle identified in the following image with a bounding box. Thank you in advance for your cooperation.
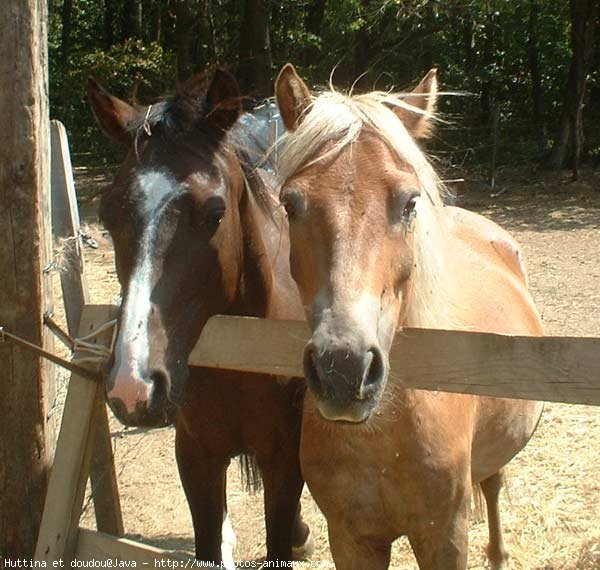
[303,332,388,423]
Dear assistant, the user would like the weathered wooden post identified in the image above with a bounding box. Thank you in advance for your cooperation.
[50,120,124,537]
[0,0,54,557]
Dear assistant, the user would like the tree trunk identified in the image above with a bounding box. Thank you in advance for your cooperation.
[421,3,436,72]
[133,0,143,38]
[463,17,475,72]
[104,0,115,49]
[61,0,73,59]
[194,0,217,66]
[175,0,194,80]
[352,0,372,89]
[237,0,273,101]
[545,0,598,175]
[528,0,546,153]
[0,0,54,557]
[122,0,143,40]
[480,10,496,124]
[302,0,326,68]
[159,0,177,50]
[204,0,217,60]
[150,0,163,43]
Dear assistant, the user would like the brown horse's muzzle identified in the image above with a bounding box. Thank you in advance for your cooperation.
[105,362,178,427]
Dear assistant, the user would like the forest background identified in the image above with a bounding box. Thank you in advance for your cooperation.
[50,0,599,179]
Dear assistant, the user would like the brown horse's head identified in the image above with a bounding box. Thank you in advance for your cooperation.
[88,70,272,427]
[275,64,445,423]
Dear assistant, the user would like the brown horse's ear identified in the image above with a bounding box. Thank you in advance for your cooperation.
[87,78,137,144]
[204,69,242,131]
[394,68,438,139]
[275,63,312,132]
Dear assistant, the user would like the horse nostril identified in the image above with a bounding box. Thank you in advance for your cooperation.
[364,347,385,388]
[108,397,128,422]
[148,369,169,400]
[303,344,322,393]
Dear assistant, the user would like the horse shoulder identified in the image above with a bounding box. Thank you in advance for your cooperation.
[444,205,529,285]
[441,205,542,336]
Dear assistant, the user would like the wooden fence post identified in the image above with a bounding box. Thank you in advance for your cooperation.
[51,120,88,334]
[490,105,500,191]
[0,0,54,556]
[50,120,124,536]
[34,306,118,563]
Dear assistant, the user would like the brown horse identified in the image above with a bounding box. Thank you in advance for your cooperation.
[274,64,543,570]
[87,70,312,567]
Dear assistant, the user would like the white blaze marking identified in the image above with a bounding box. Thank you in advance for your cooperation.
[108,169,181,411]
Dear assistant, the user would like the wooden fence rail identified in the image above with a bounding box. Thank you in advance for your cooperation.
[193,315,600,406]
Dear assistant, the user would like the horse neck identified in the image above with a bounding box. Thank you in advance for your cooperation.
[228,175,275,318]
[401,206,455,330]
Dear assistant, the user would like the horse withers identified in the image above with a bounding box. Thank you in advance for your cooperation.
[274,64,543,570]
[87,69,312,567]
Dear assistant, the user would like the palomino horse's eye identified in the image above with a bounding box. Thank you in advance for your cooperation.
[390,190,419,227]
[402,195,418,223]
[283,200,296,220]
[280,188,305,222]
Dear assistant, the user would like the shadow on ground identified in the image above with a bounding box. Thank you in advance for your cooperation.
[455,165,600,233]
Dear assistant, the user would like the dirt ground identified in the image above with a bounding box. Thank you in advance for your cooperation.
[71,164,600,569]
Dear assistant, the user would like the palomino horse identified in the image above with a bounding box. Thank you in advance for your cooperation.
[87,70,312,567]
[274,64,543,570]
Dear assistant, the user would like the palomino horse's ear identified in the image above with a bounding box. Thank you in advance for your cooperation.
[204,69,242,131]
[275,63,312,132]
[87,78,137,145]
[394,68,438,139]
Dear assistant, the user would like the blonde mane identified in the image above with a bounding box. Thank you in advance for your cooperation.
[276,88,455,328]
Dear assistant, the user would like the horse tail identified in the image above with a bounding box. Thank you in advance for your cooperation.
[239,453,262,494]
[472,483,484,520]
[475,469,512,520]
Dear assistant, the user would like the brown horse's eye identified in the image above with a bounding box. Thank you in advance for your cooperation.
[199,196,227,233]
[205,207,226,230]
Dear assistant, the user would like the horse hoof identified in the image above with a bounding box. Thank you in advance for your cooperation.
[292,529,315,561]
[220,547,236,570]
[486,543,509,570]
[221,515,237,570]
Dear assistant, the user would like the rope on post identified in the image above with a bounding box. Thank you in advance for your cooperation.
[0,317,117,382]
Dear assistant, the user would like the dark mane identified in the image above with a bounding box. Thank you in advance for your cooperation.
[127,83,281,217]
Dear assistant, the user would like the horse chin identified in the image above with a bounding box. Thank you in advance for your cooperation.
[314,398,376,424]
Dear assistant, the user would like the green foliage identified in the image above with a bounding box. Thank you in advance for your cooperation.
[48,0,598,168]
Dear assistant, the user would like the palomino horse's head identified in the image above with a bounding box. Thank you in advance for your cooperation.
[275,64,445,423]
[89,70,261,426]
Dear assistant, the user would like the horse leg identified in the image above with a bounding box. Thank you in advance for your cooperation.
[259,451,305,562]
[480,471,509,570]
[291,503,314,560]
[328,525,391,570]
[408,492,471,570]
[175,428,234,568]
